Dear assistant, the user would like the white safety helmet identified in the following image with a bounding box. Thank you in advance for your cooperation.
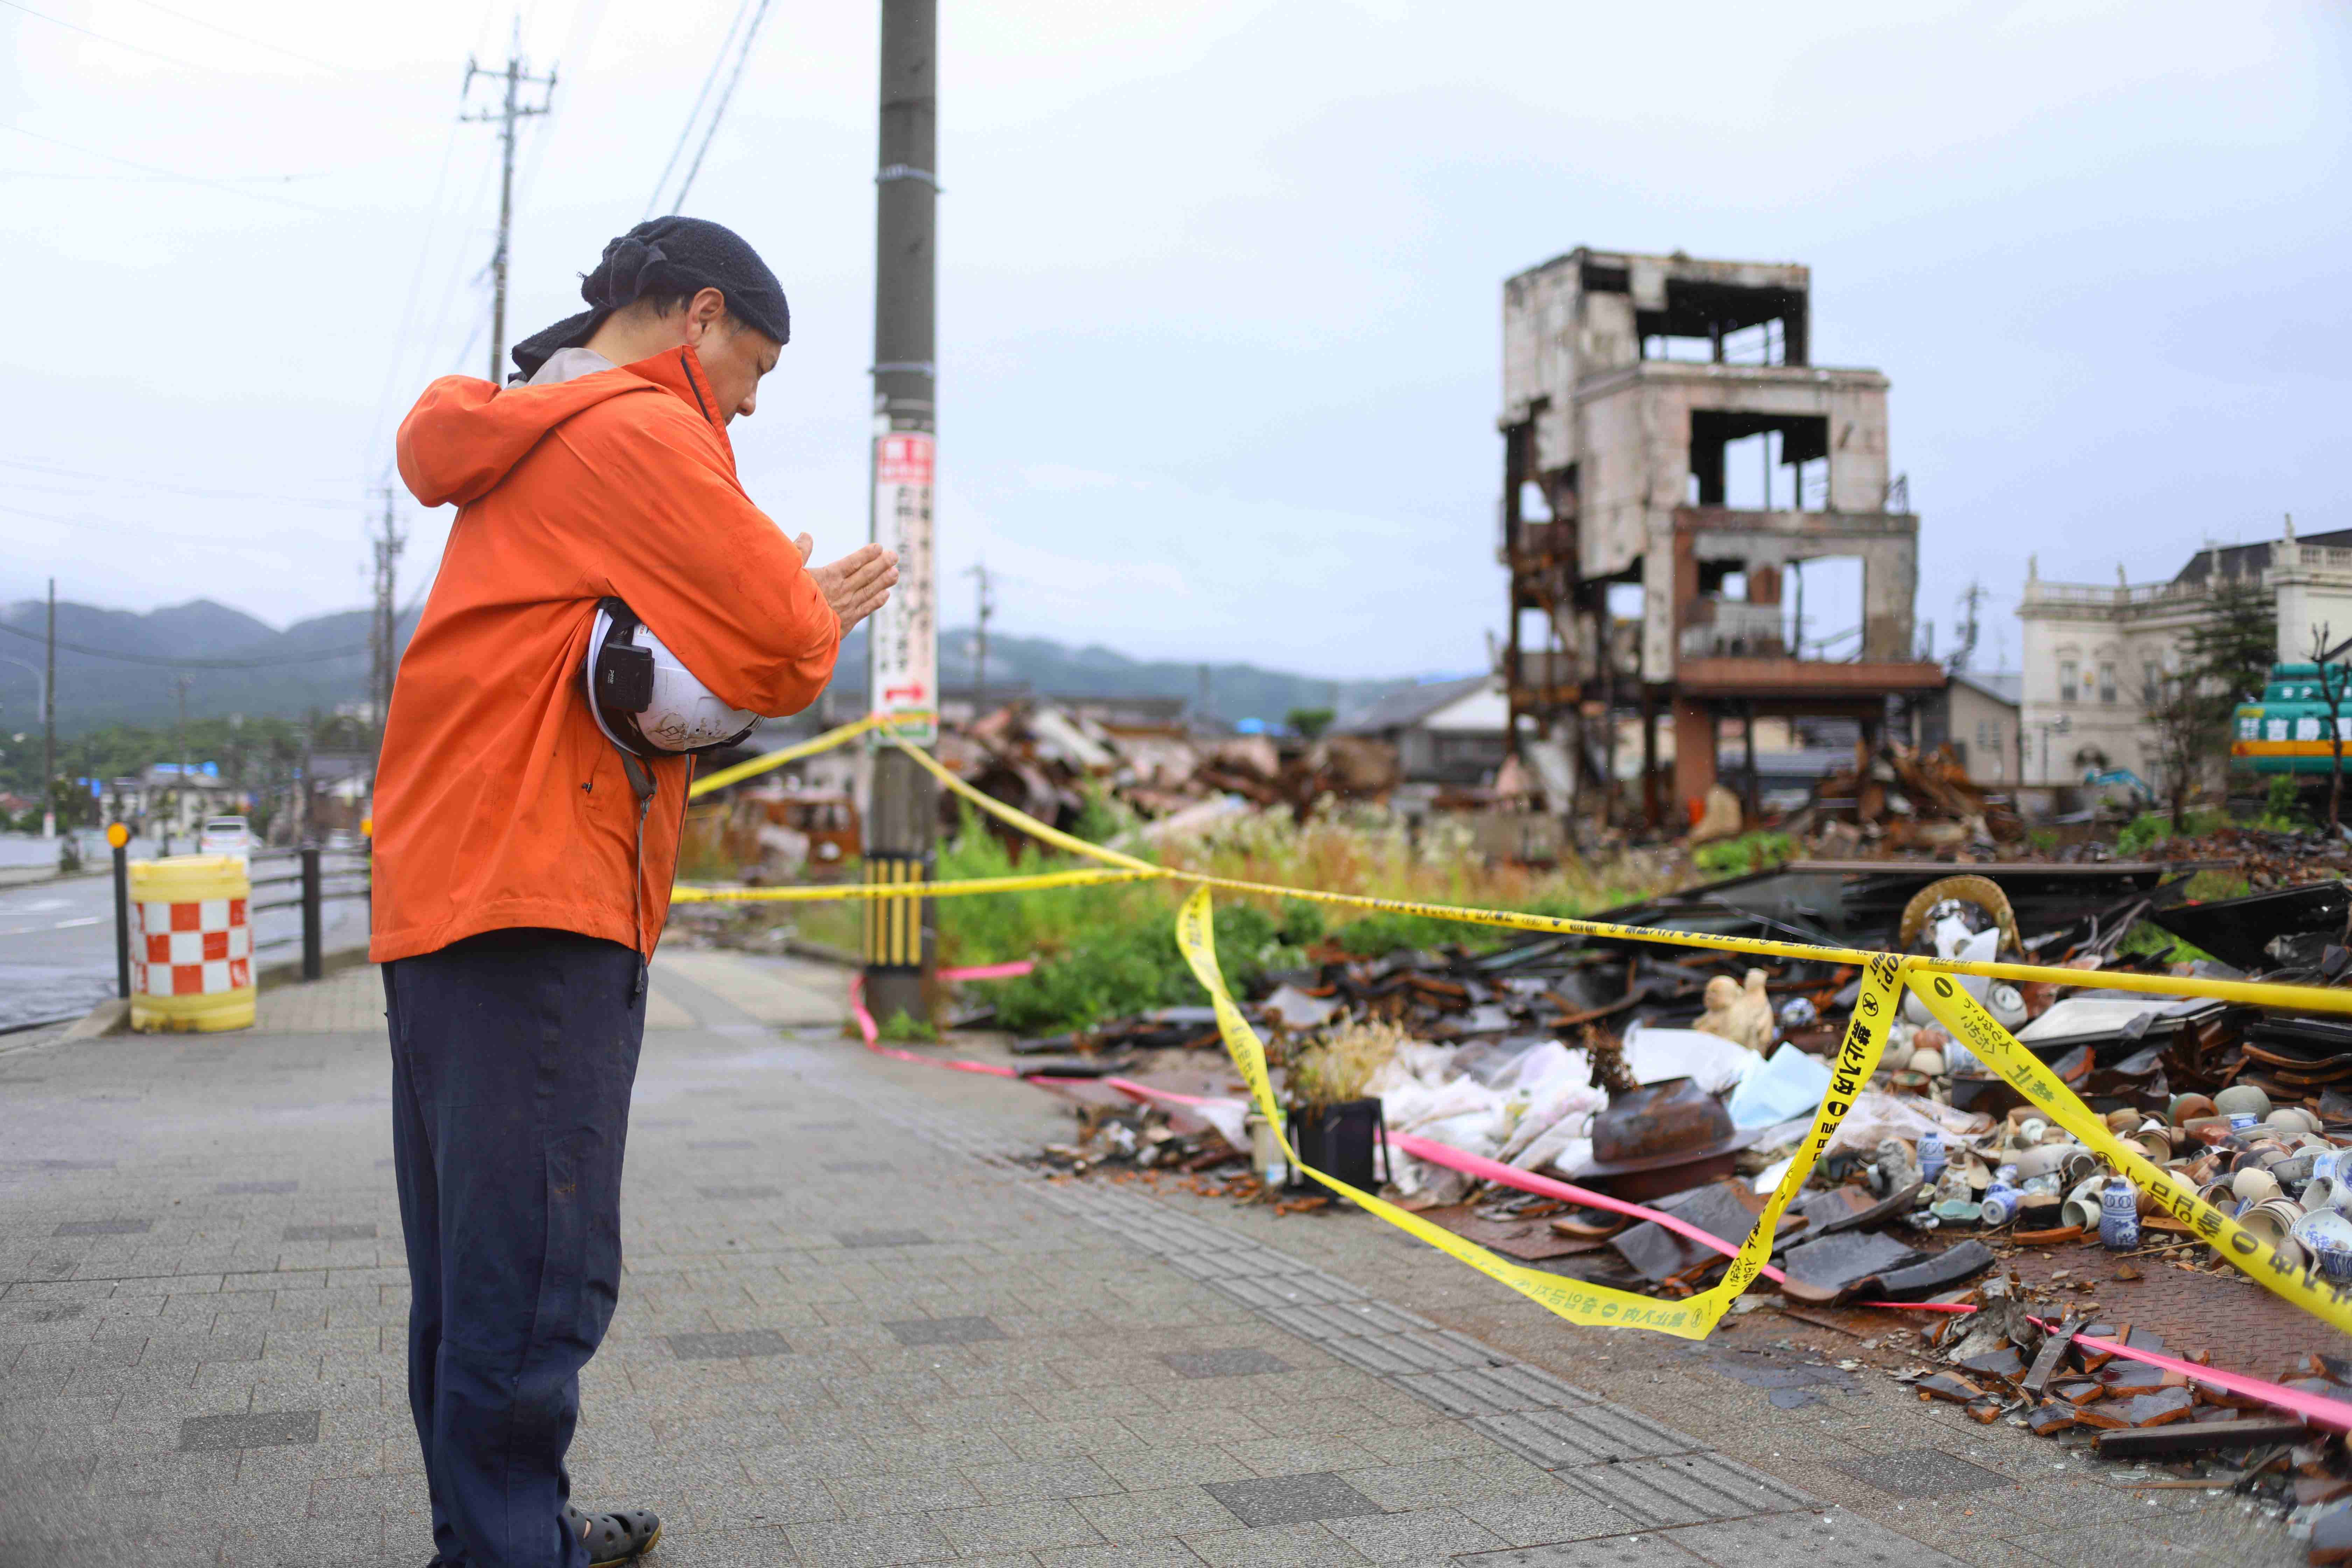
[584,599,758,757]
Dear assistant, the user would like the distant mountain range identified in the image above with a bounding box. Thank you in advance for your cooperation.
[0,597,1442,735]
[0,598,407,737]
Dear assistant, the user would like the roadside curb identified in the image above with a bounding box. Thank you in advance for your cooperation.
[33,950,371,1045]
[255,946,373,990]
[62,998,128,1039]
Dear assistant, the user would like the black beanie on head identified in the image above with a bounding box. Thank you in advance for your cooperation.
[509,216,791,379]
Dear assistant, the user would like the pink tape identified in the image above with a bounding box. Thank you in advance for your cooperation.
[2022,1325,2352,1433]
[1390,1131,2352,1429]
[846,974,1018,1077]
[836,975,2352,1433]
[1387,1131,1791,1286]
[941,960,1037,982]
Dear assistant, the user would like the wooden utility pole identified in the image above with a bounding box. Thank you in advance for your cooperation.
[462,20,556,383]
[861,0,940,1028]
[366,485,405,763]
[965,561,993,711]
[42,577,55,839]
[169,673,191,839]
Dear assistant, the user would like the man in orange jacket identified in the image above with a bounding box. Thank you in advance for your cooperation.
[374,217,895,1568]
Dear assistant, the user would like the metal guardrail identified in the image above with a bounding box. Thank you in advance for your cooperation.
[110,840,371,990]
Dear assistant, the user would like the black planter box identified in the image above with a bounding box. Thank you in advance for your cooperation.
[1286,1097,1390,1196]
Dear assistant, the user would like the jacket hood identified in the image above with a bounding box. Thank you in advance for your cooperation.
[395,345,729,510]
[395,370,648,510]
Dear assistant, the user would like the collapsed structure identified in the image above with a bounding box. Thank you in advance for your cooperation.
[1499,247,1946,828]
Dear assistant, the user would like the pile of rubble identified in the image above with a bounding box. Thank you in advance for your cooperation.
[1001,858,2352,1523]
[937,703,1400,842]
[1900,1280,2352,1550]
[1771,741,2028,856]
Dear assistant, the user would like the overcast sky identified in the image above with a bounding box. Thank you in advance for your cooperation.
[2,0,2343,681]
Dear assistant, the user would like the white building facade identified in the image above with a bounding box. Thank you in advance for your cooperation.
[2017,520,2352,788]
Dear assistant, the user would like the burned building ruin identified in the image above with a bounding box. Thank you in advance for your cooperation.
[1500,247,1944,828]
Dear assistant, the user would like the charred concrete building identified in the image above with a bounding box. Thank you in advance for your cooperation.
[1499,247,1943,825]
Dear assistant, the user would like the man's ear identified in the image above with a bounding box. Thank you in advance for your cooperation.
[685,286,729,344]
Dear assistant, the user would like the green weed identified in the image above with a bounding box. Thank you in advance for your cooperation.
[877,1009,937,1042]
[1693,831,1793,878]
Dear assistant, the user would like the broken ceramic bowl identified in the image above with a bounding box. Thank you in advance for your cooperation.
[2214,1083,2273,1120]
[2291,1207,2352,1254]
[2169,1092,2217,1126]
[2232,1166,2283,1205]
[2308,1174,2352,1216]
[2061,1175,2109,1232]
[2241,1197,2306,1254]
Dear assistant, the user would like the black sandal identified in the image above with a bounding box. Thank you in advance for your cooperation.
[566,1504,662,1566]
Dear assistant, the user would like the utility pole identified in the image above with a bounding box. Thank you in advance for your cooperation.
[366,485,406,752]
[462,19,556,384]
[1949,580,1986,674]
[862,0,939,1029]
[965,561,993,712]
[294,719,315,847]
[42,578,55,840]
[170,674,191,840]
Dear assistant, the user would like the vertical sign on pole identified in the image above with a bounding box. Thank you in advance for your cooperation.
[866,429,937,744]
[863,0,938,1026]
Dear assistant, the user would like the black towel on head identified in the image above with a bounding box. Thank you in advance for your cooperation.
[509,216,790,379]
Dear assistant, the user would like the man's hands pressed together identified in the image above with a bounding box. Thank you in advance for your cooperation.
[796,536,899,634]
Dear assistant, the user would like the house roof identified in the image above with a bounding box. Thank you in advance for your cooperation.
[2174,528,2352,585]
[1333,675,1494,736]
[1950,670,2021,708]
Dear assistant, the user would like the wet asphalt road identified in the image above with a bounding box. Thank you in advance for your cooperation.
[0,850,370,1031]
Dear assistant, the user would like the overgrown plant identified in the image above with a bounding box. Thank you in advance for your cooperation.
[1693,830,1793,878]
[1288,1020,1408,1109]
[933,798,1681,1035]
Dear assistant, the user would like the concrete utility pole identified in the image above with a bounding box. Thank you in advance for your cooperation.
[1949,579,1986,674]
[966,561,993,711]
[42,578,55,839]
[170,674,191,838]
[861,0,941,1029]
[366,485,406,740]
[462,19,556,384]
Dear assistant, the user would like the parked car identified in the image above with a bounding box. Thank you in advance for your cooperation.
[198,815,256,867]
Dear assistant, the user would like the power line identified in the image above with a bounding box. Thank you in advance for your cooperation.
[5,476,353,513]
[0,167,324,184]
[0,0,222,73]
[512,0,613,217]
[0,455,359,510]
[112,0,349,72]
[364,120,467,473]
[0,618,368,668]
[645,0,756,220]
[419,146,505,382]
[0,498,308,540]
[666,0,774,215]
[1,126,330,214]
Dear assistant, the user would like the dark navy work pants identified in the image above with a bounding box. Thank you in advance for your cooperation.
[383,928,647,1568]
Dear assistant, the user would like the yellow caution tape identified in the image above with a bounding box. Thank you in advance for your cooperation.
[883,733,1160,873]
[880,728,2352,1015]
[1175,886,1903,1338]
[1908,964,2352,1335]
[687,714,887,798]
[678,719,2352,1338]
[670,867,1159,903]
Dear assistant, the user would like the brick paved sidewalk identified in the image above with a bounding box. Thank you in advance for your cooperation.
[0,954,2303,1566]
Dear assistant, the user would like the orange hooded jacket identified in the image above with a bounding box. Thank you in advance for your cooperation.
[369,345,839,964]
